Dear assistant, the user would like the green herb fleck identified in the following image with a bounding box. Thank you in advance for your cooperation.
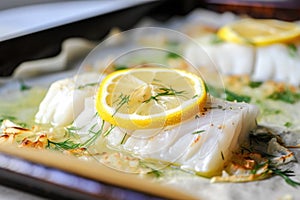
[250,161,268,174]
[48,121,105,151]
[284,122,293,128]
[143,87,186,103]
[204,84,222,98]
[147,169,163,178]
[268,89,300,104]
[103,125,115,137]
[167,52,180,59]
[139,161,164,178]
[210,34,224,44]
[249,81,263,88]
[114,64,128,71]
[77,82,98,90]
[225,89,251,103]
[192,94,199,99]
[287,44,298,57]
[113,94,130,116]
[47,139,81,150]
[272,168,300,188]
[82,121,105,147]
[192,130,205,134]
[19,81,31,91]
[120,133,128,144]
[0,115,17,123]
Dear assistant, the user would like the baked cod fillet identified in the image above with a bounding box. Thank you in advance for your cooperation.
[105,96,259,177]
[35,72,259,177]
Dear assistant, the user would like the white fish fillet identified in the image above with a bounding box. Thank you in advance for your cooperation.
[105,96,259,177]
[252,44,300,85]
[35,72,100,126]
[185,36,255,75]
[185,35,300,85]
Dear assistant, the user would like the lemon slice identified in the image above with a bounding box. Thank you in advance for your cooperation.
[217,18,300,46]
[96,68,207,130]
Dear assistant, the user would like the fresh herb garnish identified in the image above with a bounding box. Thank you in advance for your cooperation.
[48,120,105,151]
[204,84,222,98]
[103,125,115,137]
[284,122,293,128]
[19,80,31,91]
[120,133,128,144]
[114,64,128,71]
[210,34,224,44]
[113,94,130,116]
[0,115,17,123]
[225,89,251,103]
[139,161,164,178]
[249,81,263,88]
[268,89,300,104]
[167,52,181,59]
[287,44,298,57]
[192,130,205,134]
[250,161,268,174]
[77,82,98,90]
[143,87,186,103]
[272,168,300,188]
[82,120,105,147]
[204,84,251,102]
[47,139,81,150]
[147,169,163,178]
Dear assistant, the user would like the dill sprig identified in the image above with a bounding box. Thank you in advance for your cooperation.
[287,44,298,58]
[47,139,81,150]
[113,94,130,116]
[120,133,128,144]
[114,64,128,71]
[77,82,98,90]
[143,87,186,103]
[147,169,163,178]
[249,81,263,88]
[192,130,205,135]
[167,52,181,59]
[19,80,31,91]
[139,161,164,178]
[81,121,104,147]
[268,88,300,104]
[103,124,115,137]
[210,34,224,44]
[225,89,251,103]
[47,120,105,151]
[204,84,251,103]
[271,168,300,187]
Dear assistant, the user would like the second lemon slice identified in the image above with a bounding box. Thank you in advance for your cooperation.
[96,68,207,130]
[217,18,300,46]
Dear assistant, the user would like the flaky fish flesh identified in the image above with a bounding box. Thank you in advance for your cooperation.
[35,72,100,126]
[35,72,259,177]
[104,95,259,177]
[185,36,300,85]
